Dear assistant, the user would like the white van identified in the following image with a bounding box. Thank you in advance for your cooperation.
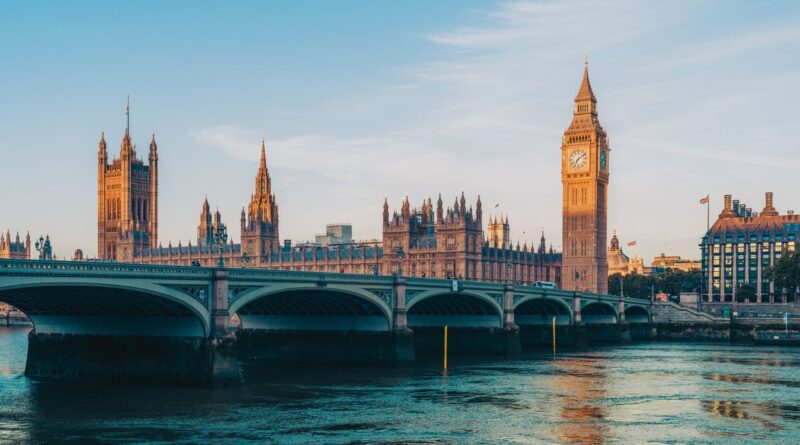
[533,281,558,290]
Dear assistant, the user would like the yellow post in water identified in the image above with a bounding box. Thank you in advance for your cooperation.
[552,316,557,356]
[443,325,448,370]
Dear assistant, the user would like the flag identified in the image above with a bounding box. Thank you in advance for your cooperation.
[627,240,637,247]
[699,195,709,204]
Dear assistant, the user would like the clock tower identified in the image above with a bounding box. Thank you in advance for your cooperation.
[561,60,609,294]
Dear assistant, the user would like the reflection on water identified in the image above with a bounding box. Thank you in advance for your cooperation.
[1,328,800,444]
[546,358,608,444]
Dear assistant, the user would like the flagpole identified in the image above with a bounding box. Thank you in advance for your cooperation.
[707,193,710,232]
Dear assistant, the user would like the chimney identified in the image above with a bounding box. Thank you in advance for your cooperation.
[739,203,746,216]
[721,194,734,217]
[746,208,752,218]
[283,239,291,249]
[762,191,778,216]
[788,210,795,216]
[732,199,740,216]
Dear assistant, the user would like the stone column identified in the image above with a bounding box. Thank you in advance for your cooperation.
[617,298,631,343]
[210,270,230,335]
[572,293,587,347]
[757,248,762,303]
[502,283,520,356]
[210,269,239,384]
[390,275,414,364]
[503,283,517,329]
[769,243,775,303]
[392,276,408,332]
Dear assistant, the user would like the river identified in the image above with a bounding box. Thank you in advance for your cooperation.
[1,327,798,444]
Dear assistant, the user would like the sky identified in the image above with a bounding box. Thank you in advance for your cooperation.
[1,0,799,262]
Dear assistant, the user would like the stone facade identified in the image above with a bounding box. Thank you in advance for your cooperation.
[97,128,158,261]
[561,61,609,293]
[114,139,561,285]
[93,68,635,287]
[0,231,30,259]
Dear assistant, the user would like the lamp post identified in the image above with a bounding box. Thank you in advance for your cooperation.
[213,226,228,268]
[240,252,250,269]
[34,235,52,261]
[574,270,581,292]
[506,262,513,285]
[395,247,405,277]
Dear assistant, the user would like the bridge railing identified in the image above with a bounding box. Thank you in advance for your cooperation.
[0,259,214,279]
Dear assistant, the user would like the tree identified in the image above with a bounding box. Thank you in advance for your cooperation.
[771,250,800,299]
[736,283,756,303]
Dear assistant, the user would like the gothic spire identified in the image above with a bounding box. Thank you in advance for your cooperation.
[575,56,596,104]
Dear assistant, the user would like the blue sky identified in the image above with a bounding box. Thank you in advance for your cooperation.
[1,0,799,262]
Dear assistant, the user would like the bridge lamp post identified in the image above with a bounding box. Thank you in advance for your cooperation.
[506,262,513,285]
[395,247,405,277]
[213,226,228,268]
[34,235,52,261]
[240,252,250,269]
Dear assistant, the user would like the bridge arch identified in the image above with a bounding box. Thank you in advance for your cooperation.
[230,284,392,332]
[513,296,572,325]
[0,281,210,337]
[406,290,502,328]
[624,305,650,323]
[581,301,618,324]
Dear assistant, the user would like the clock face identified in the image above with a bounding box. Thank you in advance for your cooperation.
[600,150,607,171]
[569,149,587,169]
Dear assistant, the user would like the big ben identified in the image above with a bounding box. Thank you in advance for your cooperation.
[561,60,609,294]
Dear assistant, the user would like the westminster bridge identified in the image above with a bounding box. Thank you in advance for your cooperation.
[0,259,652,384]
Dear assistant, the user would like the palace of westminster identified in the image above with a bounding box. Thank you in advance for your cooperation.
[1,61,794,304]
[88,63,616,291]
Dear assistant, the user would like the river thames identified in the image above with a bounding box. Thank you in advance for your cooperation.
[1,327,798,444]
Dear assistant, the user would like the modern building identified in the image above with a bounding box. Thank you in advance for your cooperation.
[0,231,30,259]
[701,192,798,304]
[561,60,610,293]
[315,224,353,247]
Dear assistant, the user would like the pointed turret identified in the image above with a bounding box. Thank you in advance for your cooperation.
[248,139,275,224]
[383,197,390,225]
[575,58,596,104]
[98,132,107,155]
[150,133,157,150]
[436,193,444,223]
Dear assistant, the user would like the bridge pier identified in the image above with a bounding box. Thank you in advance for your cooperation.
[209,270,240,384]
[25,332,217,384]
[390,276,416,364]
[503,283,521,356]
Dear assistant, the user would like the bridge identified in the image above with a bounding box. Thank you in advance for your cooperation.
[0,259,652,384]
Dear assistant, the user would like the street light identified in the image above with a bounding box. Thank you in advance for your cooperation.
[241,252,250,268]
[506,262,513,285]
[395,247,405,276]
[34,235,52,261]
[213,226,228,268]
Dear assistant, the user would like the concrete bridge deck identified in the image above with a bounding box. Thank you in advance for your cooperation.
[0,259,653,384]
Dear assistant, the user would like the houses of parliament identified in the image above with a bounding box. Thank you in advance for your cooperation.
[96,63,610,292]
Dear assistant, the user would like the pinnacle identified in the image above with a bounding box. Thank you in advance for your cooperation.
[575,62,596,103]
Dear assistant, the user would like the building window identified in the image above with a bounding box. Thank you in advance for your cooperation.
[713,245,720,254]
